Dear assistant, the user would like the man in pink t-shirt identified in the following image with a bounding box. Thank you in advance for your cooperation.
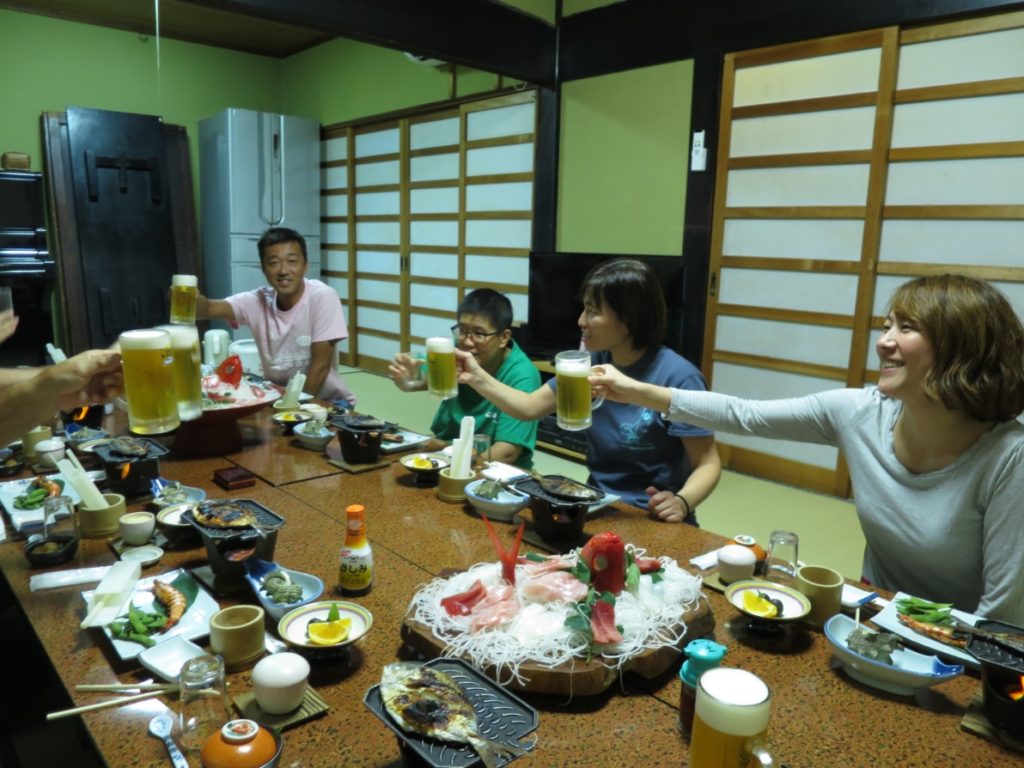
[196,228,356,406]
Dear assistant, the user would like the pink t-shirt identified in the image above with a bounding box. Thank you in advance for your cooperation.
[226,278,356,405]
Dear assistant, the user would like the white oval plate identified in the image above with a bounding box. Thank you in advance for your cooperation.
[120,545,164,567]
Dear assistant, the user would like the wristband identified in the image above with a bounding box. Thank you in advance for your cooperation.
[675,492,691,517]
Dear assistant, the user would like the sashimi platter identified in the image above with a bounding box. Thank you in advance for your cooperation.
[402,522,714,695]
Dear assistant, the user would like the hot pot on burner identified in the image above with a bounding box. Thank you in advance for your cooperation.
[93,437,168,496]
[183,499,285,579]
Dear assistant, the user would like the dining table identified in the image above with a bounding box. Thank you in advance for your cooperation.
[0,404,1017,768]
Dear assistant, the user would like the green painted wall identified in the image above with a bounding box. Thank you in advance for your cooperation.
[0,9,280,176]
[558,60,693,256]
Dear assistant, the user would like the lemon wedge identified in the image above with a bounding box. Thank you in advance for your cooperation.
[307,617,351,645]
[741,590,779,618]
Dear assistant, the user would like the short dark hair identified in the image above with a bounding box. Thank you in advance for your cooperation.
[457,288,513,332]
[258,227,307,263]
[888,274,1024,422]
[581,258,666,351]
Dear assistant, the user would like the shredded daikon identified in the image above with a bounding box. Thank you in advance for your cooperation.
[407,544,703,686]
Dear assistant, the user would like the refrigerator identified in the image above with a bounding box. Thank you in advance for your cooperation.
[199,108,321,339]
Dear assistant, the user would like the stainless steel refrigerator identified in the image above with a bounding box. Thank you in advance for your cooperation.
[199,108,321,339]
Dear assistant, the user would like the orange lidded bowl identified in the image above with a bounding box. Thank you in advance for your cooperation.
[200,719,282,768]
[732,534,767,562]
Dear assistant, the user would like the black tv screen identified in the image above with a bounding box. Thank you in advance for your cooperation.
[525,252,703,365]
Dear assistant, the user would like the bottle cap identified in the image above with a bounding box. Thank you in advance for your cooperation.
[679,638,727,687]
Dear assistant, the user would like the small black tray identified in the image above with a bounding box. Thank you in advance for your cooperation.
[967,619,1024,675]
[364,658,538,768]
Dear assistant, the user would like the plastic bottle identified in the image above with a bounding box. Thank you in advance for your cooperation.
[338,504,373,596]
[678,638,727,739]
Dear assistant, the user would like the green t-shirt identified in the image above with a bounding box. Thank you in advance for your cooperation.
[430,341,540,469]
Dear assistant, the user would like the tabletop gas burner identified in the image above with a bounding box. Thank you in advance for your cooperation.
[970,619,1024,740]
[183,499,285,584]
[93,437,169,496]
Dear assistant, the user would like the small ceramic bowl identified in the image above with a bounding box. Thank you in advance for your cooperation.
[277,600,373,661]
[156,502,201,546]
[138,635,207,682]
[200,719,282,768]
[293,424,333,451]
[0,448,25,477]
[271,411,312,434]
[24,534,78,567]
[724,580,812,623]
[464,478,530,522]
[33,438,66,468]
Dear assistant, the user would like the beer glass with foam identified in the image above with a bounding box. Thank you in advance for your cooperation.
[159,324,203,421]
[554,350,604,430]
[169,274,198,325]
[118,329,180,434]
[426,336,458,400]
[688,668,775,768]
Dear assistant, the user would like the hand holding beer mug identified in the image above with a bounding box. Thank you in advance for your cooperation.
[118,329,180,434]
[555,350,604,430]
[688,668,776,768]
[169,274,198,325]
[426,336,458,400]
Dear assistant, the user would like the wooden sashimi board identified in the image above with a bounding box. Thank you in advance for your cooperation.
[400,596,715,696]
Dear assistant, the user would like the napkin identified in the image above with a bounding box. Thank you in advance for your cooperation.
[30,565,111,592]
[689,547,723,571]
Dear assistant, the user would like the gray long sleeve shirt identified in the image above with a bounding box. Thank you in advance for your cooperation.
[667,386,1024,625]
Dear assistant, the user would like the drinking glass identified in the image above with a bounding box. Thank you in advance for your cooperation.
[177,654,231,753]
[0,285,11,314]
[118,329,180,434]
[425,336,458,399]
[472,433,492,469]
[688,667,775,768]
[554,350,603,431]
[43,495,77,539]
[765,530,799,583]
[158,324,203,421]
[169,274,198,325]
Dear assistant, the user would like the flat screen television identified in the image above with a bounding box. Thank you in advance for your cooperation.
[524,251,704,365]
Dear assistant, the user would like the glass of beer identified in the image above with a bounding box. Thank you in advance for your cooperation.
[426,336,458,399]
[688,668,775,768]
[169,274,198,325]
[555,350,603,430]
[159,324,203,422]
[118,329,180,434]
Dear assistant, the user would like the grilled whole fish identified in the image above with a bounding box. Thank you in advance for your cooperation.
[192,500,258,529]
[109,435,150,458]
[898,614,1024,655]
[380,662,526,768]
[538,475,602,502]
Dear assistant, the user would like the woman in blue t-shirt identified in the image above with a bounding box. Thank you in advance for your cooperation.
[456,258,721,525]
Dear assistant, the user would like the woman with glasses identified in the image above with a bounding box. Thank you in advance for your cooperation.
[389,288,540,469]
[455,258,722,525]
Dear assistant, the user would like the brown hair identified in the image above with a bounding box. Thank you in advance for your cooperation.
[580,258,666,352]
[888,274,1024,422]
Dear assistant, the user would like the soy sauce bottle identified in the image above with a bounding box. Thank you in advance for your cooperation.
[338,504,373,596]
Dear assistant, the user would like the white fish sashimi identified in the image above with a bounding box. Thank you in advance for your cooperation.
[519,570,589,603]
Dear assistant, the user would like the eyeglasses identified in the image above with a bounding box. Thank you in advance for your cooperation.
[450,324,501,343]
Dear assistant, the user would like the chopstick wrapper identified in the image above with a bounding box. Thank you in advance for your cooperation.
[80,560,141,628]
[689,547,722,571]
[279,372,306,407]
[56,457,107,509]
[30,565,111,592]
[451,416,474,478]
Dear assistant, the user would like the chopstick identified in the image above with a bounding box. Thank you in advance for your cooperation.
[46,689,167,720]
[76,682,178,692]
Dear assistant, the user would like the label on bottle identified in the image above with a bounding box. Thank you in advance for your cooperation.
[338,545,373,595]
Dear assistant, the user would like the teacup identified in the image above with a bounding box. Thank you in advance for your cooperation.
[209,605,266,671]
[119,511,155,546]
[795,565,844,630]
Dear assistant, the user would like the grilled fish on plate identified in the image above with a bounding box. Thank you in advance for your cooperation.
[380,662,527,768]
[109,435,150,458]
[192,500,258,529]
[537,475,602,502]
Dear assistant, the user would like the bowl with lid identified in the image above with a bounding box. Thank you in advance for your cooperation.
[200,719,282,768]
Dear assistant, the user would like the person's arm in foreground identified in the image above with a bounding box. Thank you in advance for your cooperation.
[196,294,236,323]
[304,340,337,398]
[0,350,123,444]
[455,349,554,421]
[645,434,722,523]
[589,363,672,412]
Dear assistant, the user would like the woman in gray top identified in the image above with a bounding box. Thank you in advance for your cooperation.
[589,274,1024,625]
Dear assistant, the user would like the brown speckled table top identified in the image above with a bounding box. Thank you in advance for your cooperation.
[0,408,1017,767]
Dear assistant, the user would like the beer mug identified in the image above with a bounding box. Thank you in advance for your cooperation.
[159,324,203,422]
[118,329,180,434]
[425,336,458,400]
[169,274,198,325]
[554,350,604,431]
[688,668,776,768]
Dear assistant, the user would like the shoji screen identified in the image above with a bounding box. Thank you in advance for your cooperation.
[321,91,535,373]
[706,11,1024,497]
